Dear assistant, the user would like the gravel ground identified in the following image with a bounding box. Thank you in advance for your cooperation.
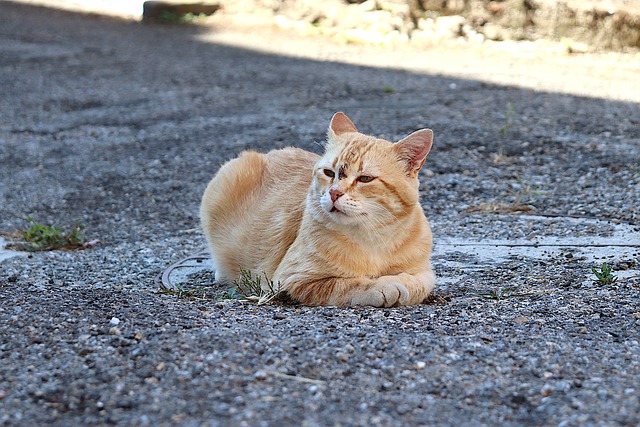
[1,2,639,426]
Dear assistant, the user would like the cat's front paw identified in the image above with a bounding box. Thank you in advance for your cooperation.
[351,280,410,307]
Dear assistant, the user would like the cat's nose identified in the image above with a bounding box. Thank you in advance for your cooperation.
[329,188,344,203]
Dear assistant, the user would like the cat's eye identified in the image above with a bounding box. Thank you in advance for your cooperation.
[357,175,375,183]
[323,169,335,178]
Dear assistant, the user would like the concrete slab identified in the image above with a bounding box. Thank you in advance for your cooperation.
[159,215,640,291]
[0,236,27,263]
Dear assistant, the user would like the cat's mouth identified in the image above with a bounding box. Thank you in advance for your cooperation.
[330,206,344,214]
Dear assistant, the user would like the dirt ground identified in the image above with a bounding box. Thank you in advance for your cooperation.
[1,2,639,426]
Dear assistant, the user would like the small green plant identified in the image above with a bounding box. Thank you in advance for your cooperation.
[383,86,395,94]
[466,177,541,215]
[514,178,544,197]
[591,262,618,286]
[499,102,515,139]
[493,102,516,162]
[233,269,280,305]
[159,270,280,304]
[7,216,86,251]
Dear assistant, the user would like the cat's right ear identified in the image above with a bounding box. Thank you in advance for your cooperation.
[328,112,358,137]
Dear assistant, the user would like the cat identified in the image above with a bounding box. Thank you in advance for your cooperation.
[200,112,435,307]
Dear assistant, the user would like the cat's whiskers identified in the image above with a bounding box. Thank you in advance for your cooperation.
[308,195,385,243]
[360,218,386,244]
[310,139,325,150]
[368,216,394,243]
[362,202,395,223]
[362,202,411,243]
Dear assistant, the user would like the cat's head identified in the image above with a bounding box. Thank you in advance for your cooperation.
[308,112,433,228]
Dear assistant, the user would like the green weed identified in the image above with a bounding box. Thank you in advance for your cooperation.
[160,269,281,304]
[233,269,280,305]
[466,177,540,215]
[499,102,515,139]
[493,102,516,161]
[6,216,87,251]
[591,262,618,286]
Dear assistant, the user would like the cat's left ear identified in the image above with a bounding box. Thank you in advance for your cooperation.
[393,129,434,173]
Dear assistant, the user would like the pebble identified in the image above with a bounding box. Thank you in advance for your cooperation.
[336,352,349,362]
[513,316,529,324]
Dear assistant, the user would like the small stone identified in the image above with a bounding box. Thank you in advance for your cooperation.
[134,332,143,341]
[511,394,527,405]
[254,370,267,381]
[513,316,529,324]
[156,362,165,371]
[578,326,589,334]
[109,317,120,326]
[415,361,427,370]
[336,352,349,362]
[109,327,121,335]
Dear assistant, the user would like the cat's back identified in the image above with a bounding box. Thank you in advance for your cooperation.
[201,147,318,217]
[264,147,320,183]
[200,147,319,281]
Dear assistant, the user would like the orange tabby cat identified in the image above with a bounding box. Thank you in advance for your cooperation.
[200,112,435,306]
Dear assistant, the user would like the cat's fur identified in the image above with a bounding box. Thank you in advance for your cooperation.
[200,112,435,306]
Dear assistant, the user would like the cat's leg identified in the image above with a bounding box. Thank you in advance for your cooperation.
[355,271,435,307]
[206,252,231,285]
[283,271,435,307]
[204,247,241,286]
